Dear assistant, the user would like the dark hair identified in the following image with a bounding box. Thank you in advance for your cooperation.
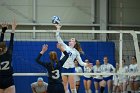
[0,42,6,52]
[74,39,84,54]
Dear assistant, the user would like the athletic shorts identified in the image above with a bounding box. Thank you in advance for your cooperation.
[103,76,113,81]
[47,83,65,93]
[94,78,102,83]
[83,77,92,81]
[0,75,14,89]
[61,67,75,73]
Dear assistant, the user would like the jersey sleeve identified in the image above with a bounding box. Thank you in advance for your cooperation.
[56,32,68,49]
[0,27,8,42]
[7,33,14,54]
[111,64,115,72]
[79,67,83,73]
[76,51,87,67]
[35,53,48,68]
[59,51,69,66]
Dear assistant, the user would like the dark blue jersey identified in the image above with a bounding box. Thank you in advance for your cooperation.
[0,30,14,77]
[36,51,68,84]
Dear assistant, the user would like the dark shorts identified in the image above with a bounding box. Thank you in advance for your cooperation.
[0,75,14,89]
[61,67,75,73]
[103,76,113,81]
[83,77,92,81]
[94,78,102,83]
[47,83,65,93]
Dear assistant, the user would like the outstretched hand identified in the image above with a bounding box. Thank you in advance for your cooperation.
[54,24,62,30]
[1,22,8,33]
[40,44,48,54]
[86,63,93,68]
[57,43,64,52]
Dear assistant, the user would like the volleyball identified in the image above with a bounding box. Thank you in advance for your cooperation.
[52,16,60,24]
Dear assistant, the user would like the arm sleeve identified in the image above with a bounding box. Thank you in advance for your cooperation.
[111,65,115,72]
[76,52,87,67]
[56,32,68,48]
[7,33,14,53]
[0,27,7,42]
[35,53,48,67]
[60,51,69,66]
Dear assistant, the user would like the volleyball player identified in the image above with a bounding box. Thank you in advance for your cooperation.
[129,56,139,93]
[35,43,69,93]
[74,60,83,93]
[100,56,115,93]
[113,63,120,93]
[31,77,48,93]
[92,60,102,93]
[118,59,129,93]
[55,24,92,93]
[83,59,92,93]
[0,19,17,93]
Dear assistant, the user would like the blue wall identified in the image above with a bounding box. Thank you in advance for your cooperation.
[12,41,115,93]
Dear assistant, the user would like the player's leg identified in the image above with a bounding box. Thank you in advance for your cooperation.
[107,79,113,93]
[122,82,128,93]
[87,79,92,93]
[76,81,80,93]
[100,80,106,93]
[94,80,99,93]
[68,75,77,93]
[129,81,134,93]
[4,85,15,93]
[62,75,69,93]
[83,78,88,93]
[0,89,4,93]
[134,81,139,93]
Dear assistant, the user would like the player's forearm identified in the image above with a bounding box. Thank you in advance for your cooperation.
[8,33,14,51]
[56,32,64,43]
[0,27,7,42]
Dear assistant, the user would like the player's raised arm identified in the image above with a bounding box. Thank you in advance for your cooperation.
[36,44,48,67]
[0,22,8,42]
[57,43,69,66]
[7,18,17,53]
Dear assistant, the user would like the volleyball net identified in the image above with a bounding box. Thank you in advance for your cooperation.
[3,30,140,76]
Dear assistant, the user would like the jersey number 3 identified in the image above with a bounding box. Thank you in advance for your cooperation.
[52,70,60,79]
[0,61,10,70]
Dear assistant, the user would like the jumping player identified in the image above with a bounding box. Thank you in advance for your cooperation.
[55,24,92,93]
[35,43,69,93]
[0,19,17,93]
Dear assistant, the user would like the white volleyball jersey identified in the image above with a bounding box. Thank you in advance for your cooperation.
[92,65,102,79]
[129,64,139,81]
[113,70,119,86]
[83,66,92,78]
[100,63,115,77]
[75,66,83,82]
[56,32,86,68]
[118,65,129,82]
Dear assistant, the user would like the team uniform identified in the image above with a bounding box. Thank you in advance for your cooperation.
[83,66,92,80]
[36,51,69,93]
[56,32,87,73]
[129,64,139,82]
[75,66,83,82]
[113,70,120,86]
[0,28,15,89]
[31,82,48,93]
[100,63,115,81]
[92,65,102,82]
[118,65,129,84]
